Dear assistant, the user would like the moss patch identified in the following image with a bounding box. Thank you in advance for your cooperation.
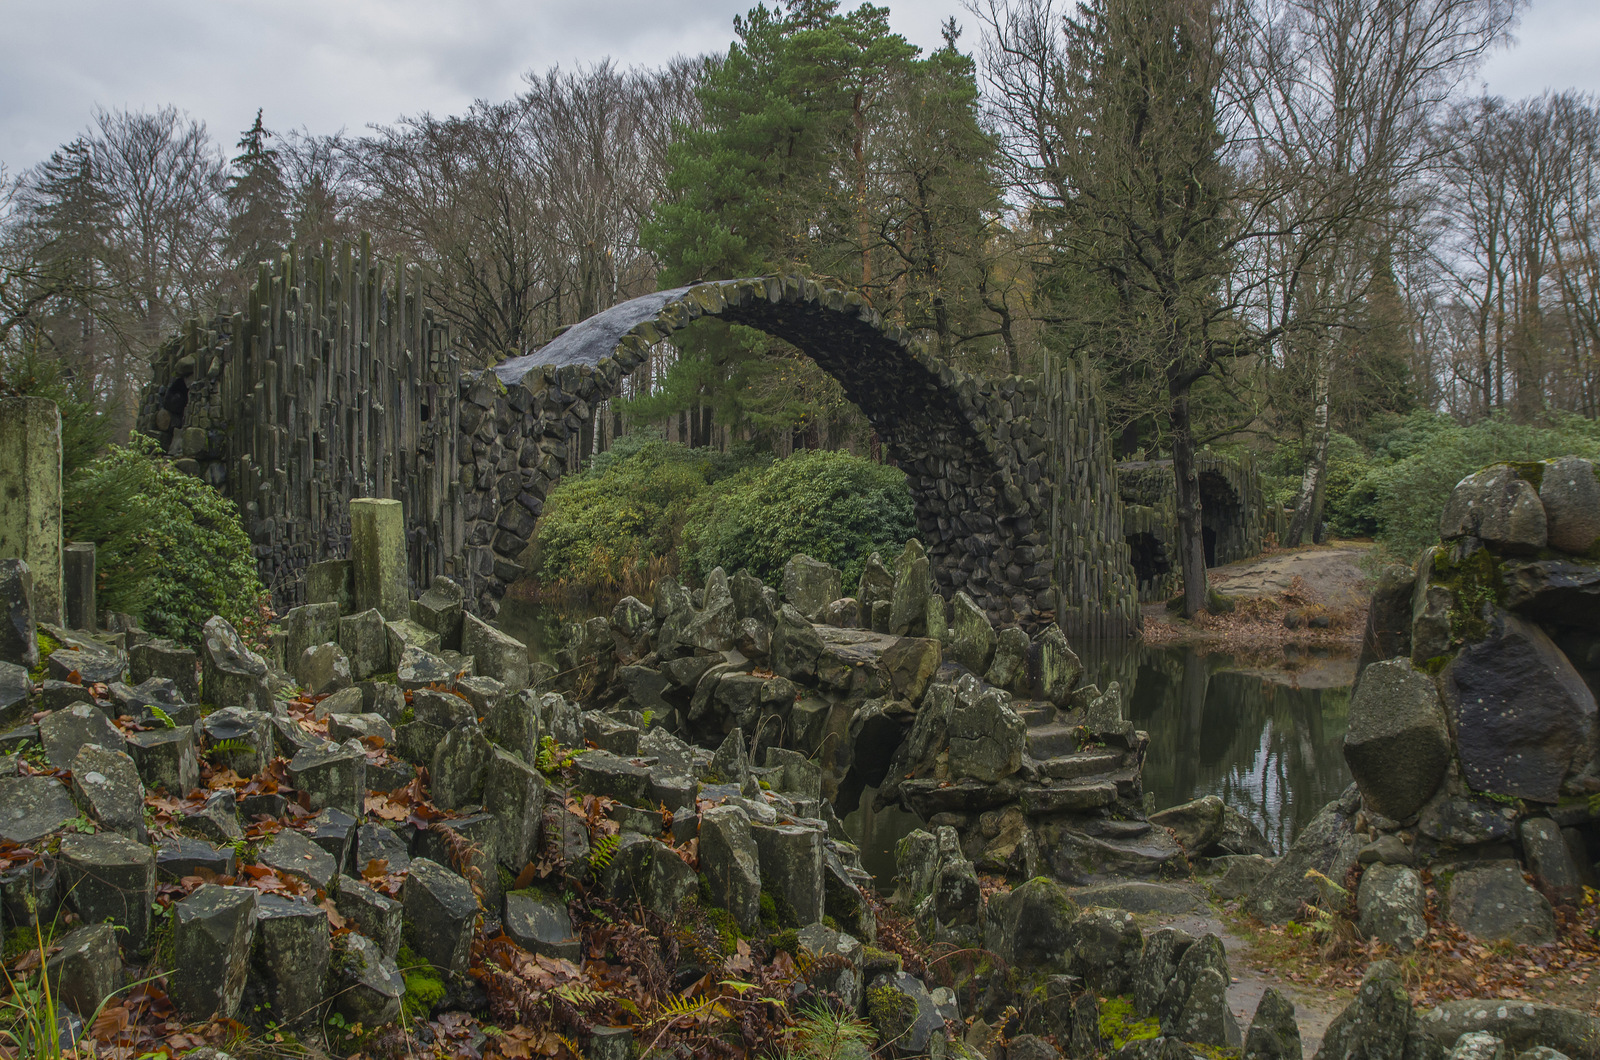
[1499,460,1547,491]
[1428,543,1502,647]
[867,983,916,1041]
[1098,995,1160,1050]
[397,943,446,1020]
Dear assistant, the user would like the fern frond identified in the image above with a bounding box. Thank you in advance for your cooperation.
[588,833,620,871]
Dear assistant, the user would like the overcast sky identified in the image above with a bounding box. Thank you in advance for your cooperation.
[3,0,1598,177]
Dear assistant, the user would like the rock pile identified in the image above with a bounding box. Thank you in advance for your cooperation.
[1250,457,1600,951]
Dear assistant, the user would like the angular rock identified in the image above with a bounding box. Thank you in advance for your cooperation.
[0,661,29,728]
[180,788,243,844]
[129,639,200,702]
[295,641,352,696]
[411,576,466,650]
[1249,790,1362,924]
[201,615,271,711]
[751,821,825,926]
[327,711,394,745]
[1316,959,1412,1060]
[888,540,932,637]
[947,676,1025,783]
[983,875,1078,972]
[0,560,36,670]
[798,923,863,1011]
[259,829,339,891]
[1417,1001,1600,1060]
[485,688,541,762]
[882,637,941,705]
[48,645,126,686]
[1440,465,1547,553]
[1442,611,1597,804]
[1032,624,1082,707]
[1151,796,1226,854]
[485,747,546,871]
[329,932,404,1026]
[40,702,124,768]
[386,619,442,668]
[782,554,843,621]
[1159,934,1240,1047]
[288,740,366,817]
[1345,659,1451,820]
[1133,926,1192,1016]
[70,743,146,842]
[357,823,411,875]
[986,627,1030,692]
[303,807,358,867]
[945,591,995,675]
[504,889,580,961]
[1067,906,1143,995]
[1447,862,1556,945]
[169,885,257,1019]
[1356,564,1418,688]
[338,609,389,681]
[44,923,122,1019]
[1245,988,1302,1060]
[1450,1033,1507,1060]
[125,726,199,796]
[462,612,529,690]
[1520,817,1583,901]
[867,970,946,1056]
[430,722,491,810]
[699,804,762,932]
[60,831,155,954]
[334,875,403,960]
[403,857,478,976]
[156,837,236,881]
[597,832,698,917]
[1417,792,1519,846]
[1357,863,1428,951]
[771,604,823,682]
[1540,457,1600,553]
[249,894,330,1028]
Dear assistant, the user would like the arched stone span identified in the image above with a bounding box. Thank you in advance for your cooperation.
[481,275,1055,628]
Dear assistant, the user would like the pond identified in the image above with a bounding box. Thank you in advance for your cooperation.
[495,587,1354,865]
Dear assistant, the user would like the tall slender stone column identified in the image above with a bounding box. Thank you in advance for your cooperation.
[0,397,64,625]
[349,498,408,620]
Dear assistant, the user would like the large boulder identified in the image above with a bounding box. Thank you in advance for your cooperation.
[1344,659,1451,820]
[1417,1002,1600,1060]
[888,540,932,637]
[1249,788,1363,924]
[1356,563,1417,690]
[946,675,1025,783]
[983,875,1078,971]
[1316,960,1414,1060]
[1440,465,1547,553]
[1357,864,1428,951]
[201,616,271,711]
[0,560,36,670]
[1539,457,1600,554]
[1446,862,1556,945]
[782,555,843,621]
[1441,611,1597,804]
[946,591,995,674]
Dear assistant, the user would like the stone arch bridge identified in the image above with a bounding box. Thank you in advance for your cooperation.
[140,244,1137,637]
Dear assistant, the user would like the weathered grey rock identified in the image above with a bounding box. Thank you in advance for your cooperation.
[125,725,199,797]
[1440,465,1548,553]
[1032,625,1081,707]
[1110,1039,1193,1060]
[1412,549,1458,667]
[699,803,762,932]
[1442,611,1597,804]
[783,554,844,620]
[932,854,981,931]
[60,831,155,954]
[771,603,823,681]
[1315,960,1412,1060]
[201,615,271,711]
[280,603,340,673]
[1417,792,1519,846]
[403,858,478,976]
[128,639,199,702]
[1217,805,1276,857]
[946,676,1025,782]
[1513,1049,1573,1060]
[327,711,394,745]
[1539,457,1600,554]
[686,568,738,652]
[868,970,946,1057]
[983,875,1077,972]
[945,591,995,674]
[598,832,698,916]
[1084,682,1132,738]
[485,747,546,871]
[1359,835,1416,866]
[259,828,339,891]
[1447,862,1556,945]
[751,821,825,926]
[249,894,330,1028]
[485,688,541,762]
[0,661,28,727]
[819,597,859,629]
[1520,818,1583,900]
[357,823,411,875]
[1250,790,1362,924]
[338,609,389,680]
[1067,906,1143,995]
[1151,796,1226,854]
[1357,564,1418,688]
[1133,927,1192,1016]
[0,560,36,670]
[180,788,243,844]
[882,636,941,705]
[48,645,126,685]
[1158,934,1240,1047]
[858,552,896,629]
[582,711,642,755]
[44,923,122,1019]
[1417,1002,1600,1060]
[334,875,403,960]
[1345,659,1451,820]
[430,722,491,810]
[1357,863,1428,950]
[503,889,580,961]
[462,612,529,690]
[1245,988,1303,1060]
[797,923,863,1012]
[39,678,94,712]
[386,619,442,670]
[328,932,404,1025]
[70,743,146,842]
[156,837,235,881]
[296,641,353,696]
[888,540,932,637]
[288,740,366,817]
[302,807,358,867]
[572,748,652,804]
[411,576,466,650]
[410,687,472,729]
[1451,1033,1507,1060]
[169,885,257,1020]
[40,702,124,767]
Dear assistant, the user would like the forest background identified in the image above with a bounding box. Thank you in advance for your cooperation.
[8,0,1600,609]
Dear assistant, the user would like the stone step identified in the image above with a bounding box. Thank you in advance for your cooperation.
[1035,750,1126,780]
[1014,704,1056,726]
[1019,781,1117,814]
[1025,723,1079,759]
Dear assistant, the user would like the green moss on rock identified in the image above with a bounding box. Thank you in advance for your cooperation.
[1098,996,1160,1050]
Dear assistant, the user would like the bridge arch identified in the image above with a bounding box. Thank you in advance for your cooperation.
[484,276,1054,628]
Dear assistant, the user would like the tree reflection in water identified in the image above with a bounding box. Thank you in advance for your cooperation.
[1082,642,1353,854]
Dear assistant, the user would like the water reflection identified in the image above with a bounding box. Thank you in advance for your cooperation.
[1082,642,1354,853]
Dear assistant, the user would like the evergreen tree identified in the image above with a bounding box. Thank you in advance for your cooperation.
[224,110,289,278]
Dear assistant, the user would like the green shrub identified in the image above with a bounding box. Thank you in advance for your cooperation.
[681,448,915,592]
[535,438,762,593]
[62,435,266,646]
[0,347,115,478]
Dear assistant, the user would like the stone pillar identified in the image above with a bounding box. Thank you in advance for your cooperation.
[349,498,408,620]
[0,397,63,625]
[63,542,96,631]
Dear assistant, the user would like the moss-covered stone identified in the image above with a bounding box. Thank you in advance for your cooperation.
[1098,995,1161,1050]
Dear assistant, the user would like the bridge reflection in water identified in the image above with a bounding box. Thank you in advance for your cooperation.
[1081,642,1354,855]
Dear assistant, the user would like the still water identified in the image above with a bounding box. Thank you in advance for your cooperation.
[496,590,1353,858]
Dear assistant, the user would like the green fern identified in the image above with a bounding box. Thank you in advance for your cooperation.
[588,834,620,872]
[146,705,177,730]
[207,738,256,757]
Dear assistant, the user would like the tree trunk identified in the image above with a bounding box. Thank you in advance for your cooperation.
[1169,374,1208,618]
[1285,340,1332,547]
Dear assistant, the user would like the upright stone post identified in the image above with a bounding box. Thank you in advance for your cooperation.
[349,499,408,620]
[0,397,64,625]
[63,542,96,631]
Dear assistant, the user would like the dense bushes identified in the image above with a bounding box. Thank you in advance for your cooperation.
[1264,411,1600,559]
[682,448,916,591]
[535,440,915,597]
[63,436,267,646]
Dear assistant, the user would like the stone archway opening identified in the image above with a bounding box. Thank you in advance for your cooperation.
[1125,530,1172,596]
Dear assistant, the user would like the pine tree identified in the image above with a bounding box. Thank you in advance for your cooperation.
[224,110,289,278]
